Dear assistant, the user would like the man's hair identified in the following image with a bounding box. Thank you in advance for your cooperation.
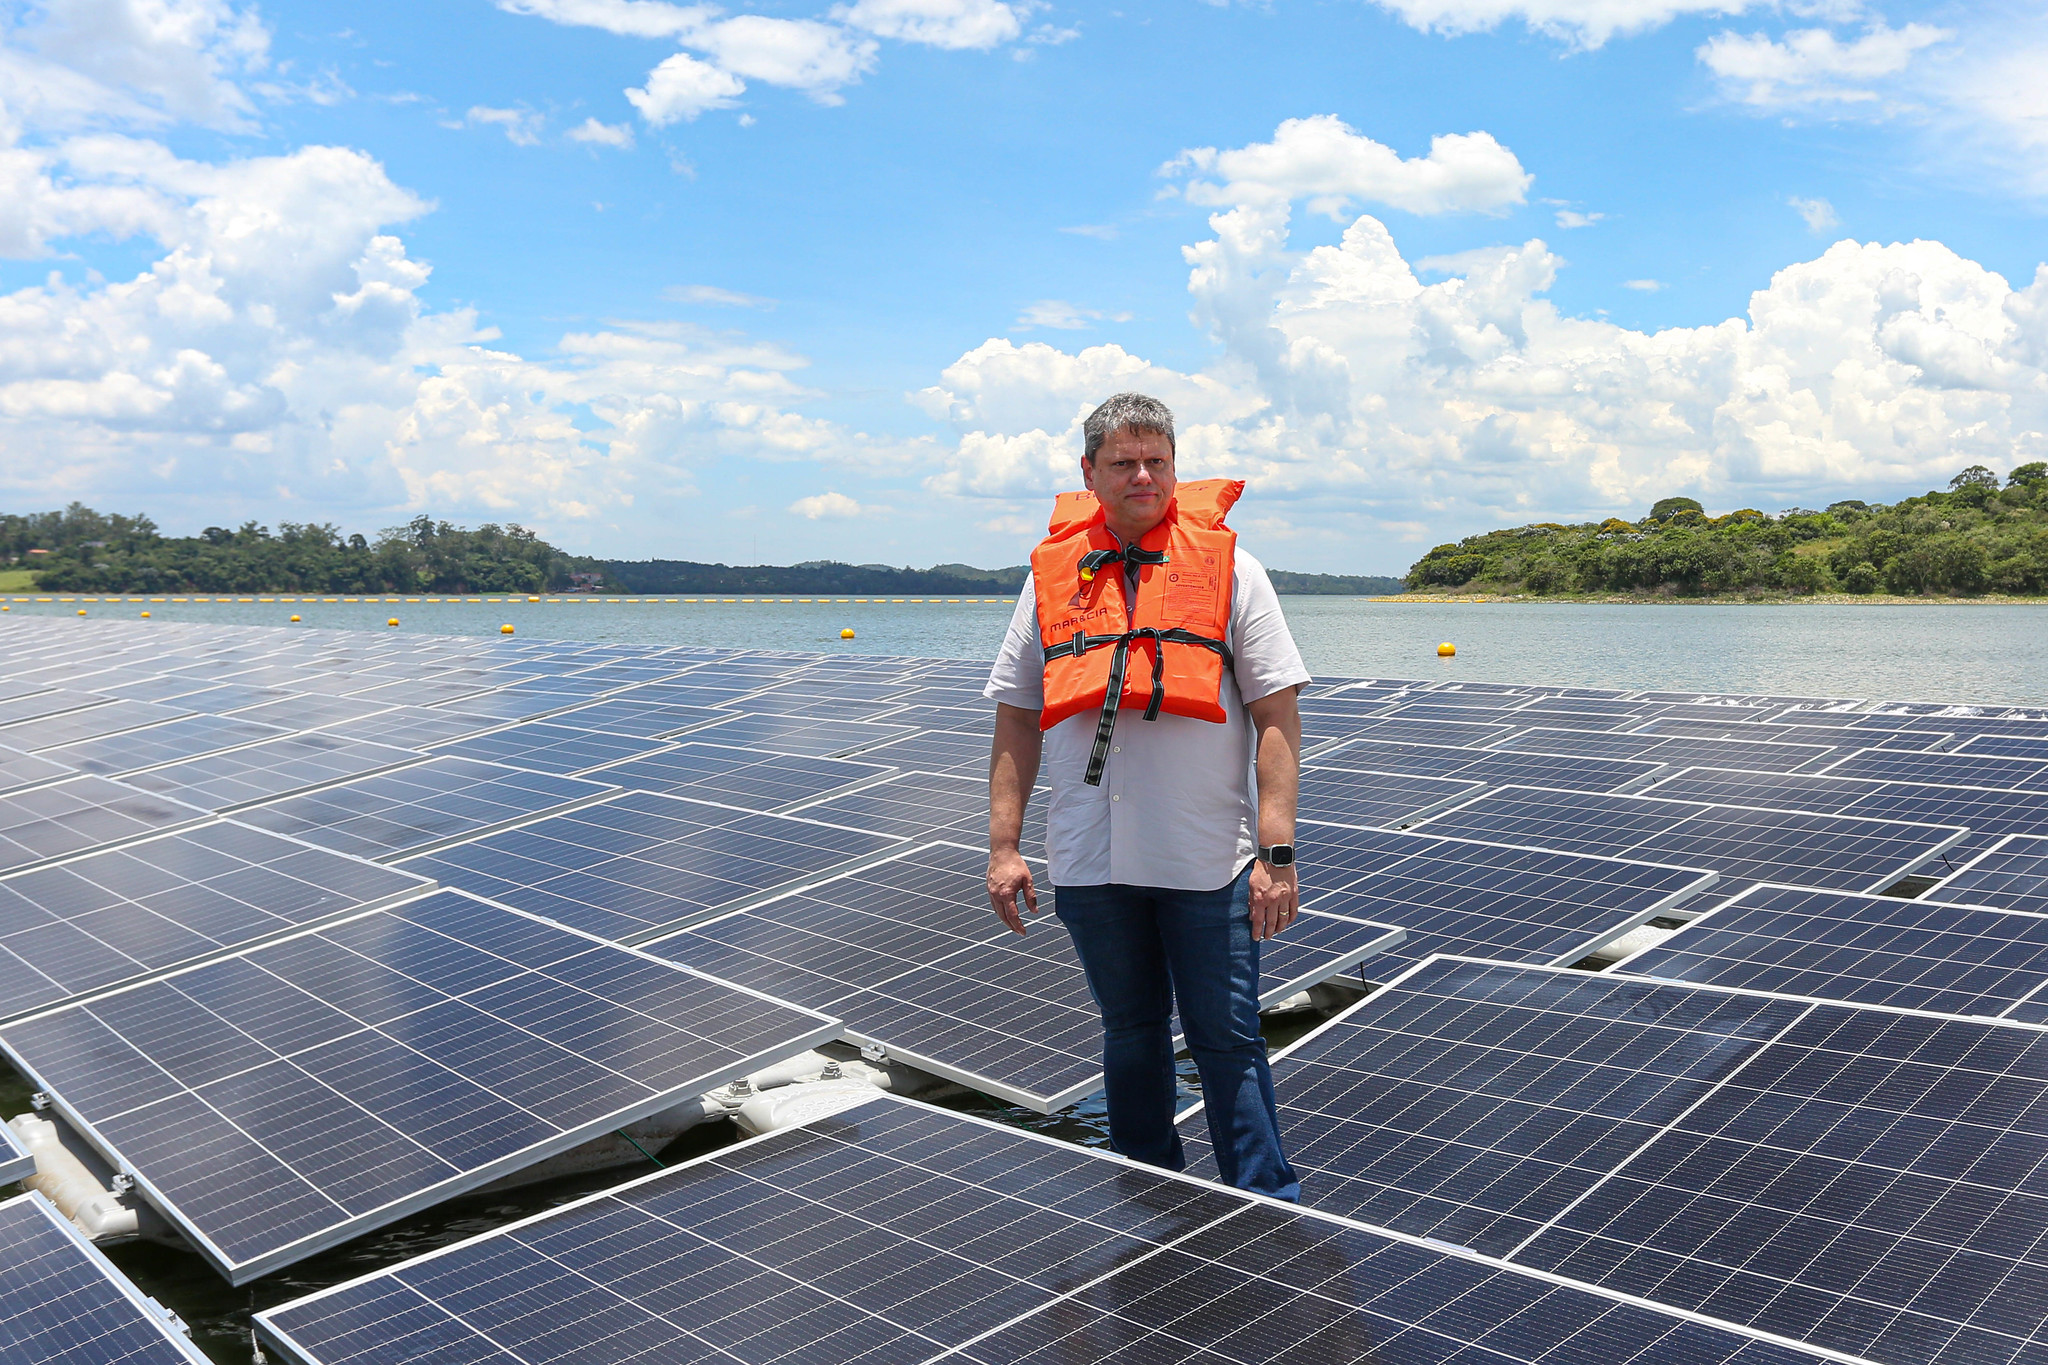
[1083,393,1175,465]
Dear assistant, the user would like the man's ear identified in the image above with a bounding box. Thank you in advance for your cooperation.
[1079,455,1096,492]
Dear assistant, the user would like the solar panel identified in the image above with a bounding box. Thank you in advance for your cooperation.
[1956,733,2048,760]
[1413,785,1964,895]
[1188,954,2048,1365]
[1297,767,1486,828]
[588,742,890,812]
[1455,749,1665,794]
[1336,716,1517,748]
[0,701,193,754]
[646,841,1402,1111]
[532,697,723,739]
[318,705,503,750]
[118,733,427,814]
[37,714,288,778]
[0,779,208,877]
[234,757,615,861]
[0,821,433,1024]
[1924,834,2048,922]
[1314,736,1496,777]
[0,1191,210,1365]
[426,719,673,776]
[1616,882,2048,1018]
[786,769,1047,848]
[228,694,396,732]
[1300,834,1716,967]
[0,745,74,798]
[1818,747,2048,791]
[399,790,902,942]
[0,690,109,727]
[1180,957,1802,1255]
[1491,727,1660,759]
[0,890,840,1283]
[255,1095,1831,1365]
[679,712,916,757]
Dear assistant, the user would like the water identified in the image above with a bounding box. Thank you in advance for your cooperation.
[4,593,2045,1358]
[8,594,2047,704]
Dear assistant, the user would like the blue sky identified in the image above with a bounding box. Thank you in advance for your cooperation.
[2,0,2044,573]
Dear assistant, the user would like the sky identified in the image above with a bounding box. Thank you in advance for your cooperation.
[2,0,2045,574]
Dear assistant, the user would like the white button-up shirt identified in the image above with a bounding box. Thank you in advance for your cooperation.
[984,546,1311,890]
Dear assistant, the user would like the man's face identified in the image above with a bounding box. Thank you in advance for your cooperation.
[1082,427,1177,539]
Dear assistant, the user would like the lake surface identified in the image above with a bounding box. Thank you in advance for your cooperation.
[10,594,2046,705]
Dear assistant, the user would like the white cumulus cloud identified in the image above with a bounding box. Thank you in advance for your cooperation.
[626,52,746,124]
[467,105,545,145]
[688,16,876,102]
[789,490,867,518]
[832,0,1020,49]
[1790,195,1839,230]
[1163,116,1531,219]
[567,116,636,147]
[924,190,2048,549]
[1699,21,1951,107]
[1013,300,1133,331]
[493,0,707,39]
[1363,0,1756,49]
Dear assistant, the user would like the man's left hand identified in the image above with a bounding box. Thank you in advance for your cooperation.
[1249,859,1298,941]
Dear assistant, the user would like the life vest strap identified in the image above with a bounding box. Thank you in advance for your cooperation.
[1077,544,1168,583]
[1041,627,1234,785]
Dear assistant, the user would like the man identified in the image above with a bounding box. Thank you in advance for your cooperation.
[984,391,1310,1201]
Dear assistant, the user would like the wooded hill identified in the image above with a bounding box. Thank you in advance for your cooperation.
[7,505,1403,595]
[1403,463,2048,597]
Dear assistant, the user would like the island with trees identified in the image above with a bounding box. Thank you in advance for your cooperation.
[1401,463,2048,600]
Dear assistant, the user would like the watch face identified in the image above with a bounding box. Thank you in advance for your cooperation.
[1263,845,1295,867]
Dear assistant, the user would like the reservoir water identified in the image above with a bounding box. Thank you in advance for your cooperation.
[9,594,2047,704]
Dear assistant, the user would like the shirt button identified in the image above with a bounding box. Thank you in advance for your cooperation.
[1112,794,1121,802]
[1111,745,1119,752]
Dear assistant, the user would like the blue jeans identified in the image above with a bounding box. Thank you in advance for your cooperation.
[1053,863,1300,1201]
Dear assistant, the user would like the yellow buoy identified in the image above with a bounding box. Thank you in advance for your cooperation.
[290,614,301,622]
[840,628,856,640]
[387,617,400,627]
[501,624,515,634]
[1437,642,1456,657]
[527,596,539,603]
[139,611,150,618]
[76,608,87,616]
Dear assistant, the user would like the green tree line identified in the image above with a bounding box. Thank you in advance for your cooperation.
[6,506,592,593]
[1404,464,2048,597]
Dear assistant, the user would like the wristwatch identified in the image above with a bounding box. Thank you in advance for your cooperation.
[1257,844,1296,868]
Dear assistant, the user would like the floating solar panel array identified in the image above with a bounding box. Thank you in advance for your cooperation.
[647,840,1405,1110]
[0,890,840,1281]
[1180,956,2048,1365]
[0,1191,210,1365]
[255,1095,1836,1365]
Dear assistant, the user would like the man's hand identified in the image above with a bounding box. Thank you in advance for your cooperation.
[1249,858,1298,941]
[987,848,1040,935]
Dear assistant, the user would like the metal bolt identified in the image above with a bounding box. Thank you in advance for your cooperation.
[729,1076,753,1097]
[820,1059,843,1080]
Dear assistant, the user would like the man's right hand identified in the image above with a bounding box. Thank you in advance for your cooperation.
[986,848,1040,935]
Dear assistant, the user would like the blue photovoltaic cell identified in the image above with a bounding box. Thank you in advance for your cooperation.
[0,1191,210,1364]
[0,890,840,1282]
[400,790,902,942]
[1819,747,2048,791]
[1335,716,1517,748]
[1180,958,1803,1254]
[678,713,915,757]
[427,720,673,776]
[1621,882,2048,1016]
[0,821,433,1023]
[717,690,891,720]
[229,694,395,733]
[589,742,890,812]
[843,728,991,776]
[1297,768,1486,828]
[0,778,208,877]
[1491,728,1663,760]
[647,841,1402,1111]
[234,757,614,861]
[39,714,288,777]
[1314,737,1490,777]
[1300,834,1715,967]
[1413,786,1963,894]
[318,706,503,750]
[118,734,426,814]
[256,1096,1828,1365]
[1924,833,2048,924]
[0,690,114,727]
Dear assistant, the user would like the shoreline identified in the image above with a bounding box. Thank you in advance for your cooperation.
[1374,591,2048,606]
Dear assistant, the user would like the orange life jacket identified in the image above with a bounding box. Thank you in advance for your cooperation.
[1032,478,1243,784]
